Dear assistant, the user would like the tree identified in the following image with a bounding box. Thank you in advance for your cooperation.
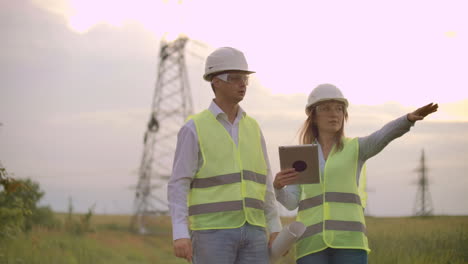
[0,164,57,239]
[0,164,25,238]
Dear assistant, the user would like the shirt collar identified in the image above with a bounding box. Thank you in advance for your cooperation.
[208,100,246,120]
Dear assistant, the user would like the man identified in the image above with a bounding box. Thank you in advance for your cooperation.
[168,47,281,264]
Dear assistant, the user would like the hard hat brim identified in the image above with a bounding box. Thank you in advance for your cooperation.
[305,98,349,115]
[203,70,255,82]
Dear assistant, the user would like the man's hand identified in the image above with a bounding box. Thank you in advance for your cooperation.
[268,232,279,249]
[407,103,438,122]
[173,238,192,263]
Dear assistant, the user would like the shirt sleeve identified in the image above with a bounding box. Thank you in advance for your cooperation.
[260,130,283,233]
[358,114,415,162]
[274,184,301,211]
[167,120,199,240]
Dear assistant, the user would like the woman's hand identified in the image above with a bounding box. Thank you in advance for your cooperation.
[273,168,299,189]
[407,103,438,122]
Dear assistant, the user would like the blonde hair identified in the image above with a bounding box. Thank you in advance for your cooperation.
[298,105,349,152]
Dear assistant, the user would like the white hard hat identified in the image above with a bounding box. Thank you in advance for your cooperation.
[305,84,349,115]
[203,47,255,81]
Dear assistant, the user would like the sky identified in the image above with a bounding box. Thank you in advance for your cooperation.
[1,0,467,217]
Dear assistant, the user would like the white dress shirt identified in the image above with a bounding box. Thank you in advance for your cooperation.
[168,100,282,240]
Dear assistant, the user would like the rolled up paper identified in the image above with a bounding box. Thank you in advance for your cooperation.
[269,221,306,263]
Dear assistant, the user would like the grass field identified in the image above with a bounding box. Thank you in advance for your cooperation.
[0,214,467,264]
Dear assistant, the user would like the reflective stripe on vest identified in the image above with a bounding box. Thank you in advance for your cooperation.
[245,197,264,210]
[243,170,267,184]
[188,110,268,230]
[299,220,367,240]
[191,173,240,188]
[298,192,361,211]
[188,198,264,216]
[295,138,370,259]
[191,170,266,189]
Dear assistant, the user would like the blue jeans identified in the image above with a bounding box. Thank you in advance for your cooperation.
[297,248,368,264]
[191,223,268,264]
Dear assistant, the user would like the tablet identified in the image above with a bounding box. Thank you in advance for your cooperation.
[278,144,320,184]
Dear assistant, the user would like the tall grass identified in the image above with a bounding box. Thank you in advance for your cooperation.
[0,214,466,264]
[366,216,468,264]
[0,214,186,264]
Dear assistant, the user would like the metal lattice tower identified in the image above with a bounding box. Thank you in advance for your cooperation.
[132,36,193,234]
[413,149,433,216]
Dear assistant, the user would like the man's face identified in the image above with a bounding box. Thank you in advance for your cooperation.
[212,71,249,103]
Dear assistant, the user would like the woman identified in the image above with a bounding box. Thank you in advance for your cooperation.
[273,84,438,264]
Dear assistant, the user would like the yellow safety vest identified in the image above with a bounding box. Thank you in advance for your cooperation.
[188,110,268,230]
[295,138,370,260]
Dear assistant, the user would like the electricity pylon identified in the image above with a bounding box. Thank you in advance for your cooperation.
[132,36,193,234]
[413,149,433,216]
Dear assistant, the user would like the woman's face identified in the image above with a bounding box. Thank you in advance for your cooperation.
[314,101,346,134]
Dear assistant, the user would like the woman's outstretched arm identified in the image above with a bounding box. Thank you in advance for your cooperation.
[359,103,438,162]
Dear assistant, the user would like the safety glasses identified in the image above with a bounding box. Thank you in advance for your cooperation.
[215,73,249,85]
[316,104,345,114]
